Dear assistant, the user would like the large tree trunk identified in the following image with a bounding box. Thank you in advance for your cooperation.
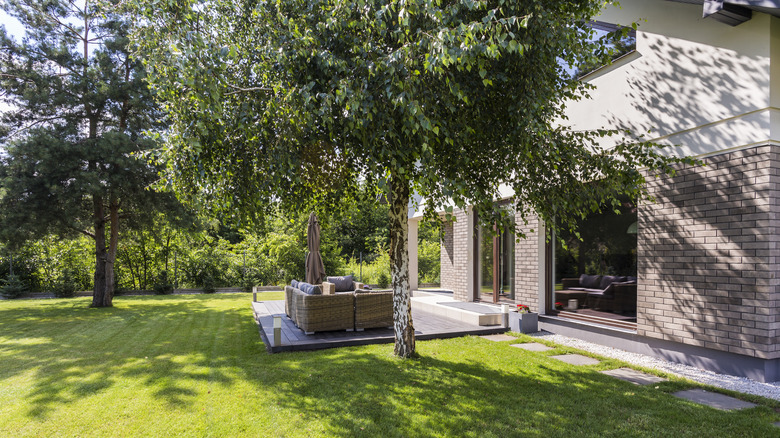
[104,198,119,305]
[91,194,109,307]
[389,172,415,358]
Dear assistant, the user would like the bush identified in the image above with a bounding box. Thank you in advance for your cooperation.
[52,268,79,298]
[201,275,216,294]
[52,280,77,298]
[241,274,257,292]
[153,271,174,295]
[376,272,390,288]
[0,275,28,299]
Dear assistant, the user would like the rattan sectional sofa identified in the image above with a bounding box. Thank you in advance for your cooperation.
[284,283,393,334]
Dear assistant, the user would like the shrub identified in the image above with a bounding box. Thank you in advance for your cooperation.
[201,275,216,294]
[52,280,77,298]
[153,271,174,295]
[52,268,79,298]
[377,272,390,288]
[0,275,28,299]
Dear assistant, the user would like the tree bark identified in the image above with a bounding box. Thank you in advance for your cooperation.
[389,172,415,358]
[103,197,119,306]
[91,194,108,307]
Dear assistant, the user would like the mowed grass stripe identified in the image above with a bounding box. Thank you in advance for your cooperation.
[0,294,778,437]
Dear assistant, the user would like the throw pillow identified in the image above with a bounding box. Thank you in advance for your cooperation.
[326,275,354,292]
[291,279,299,288]
[580,274,602,289]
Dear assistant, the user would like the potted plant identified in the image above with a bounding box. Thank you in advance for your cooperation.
[517,304,538,334]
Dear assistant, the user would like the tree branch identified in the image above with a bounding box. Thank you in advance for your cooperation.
[225,83,273,95]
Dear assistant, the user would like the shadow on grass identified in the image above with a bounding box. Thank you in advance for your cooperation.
[0,295,248,418]
[249,339,778,437]
[0,295,777,436]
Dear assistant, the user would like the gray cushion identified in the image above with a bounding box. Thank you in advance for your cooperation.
[297,282,321,295]
[626,276,637,283]
[327,275,354,292]
[579,274,602,289]
[583,288,604,293]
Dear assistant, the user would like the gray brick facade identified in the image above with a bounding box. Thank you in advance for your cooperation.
[438,145,779,364]
[440,208,542,309]
[440,208,470,301]
[640,145,780,360]
[513,214,541,312]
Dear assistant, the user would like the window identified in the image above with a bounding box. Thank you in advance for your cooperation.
[553,197,637,321]
[575,21,637,78]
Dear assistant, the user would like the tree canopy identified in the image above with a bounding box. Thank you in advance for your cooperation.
[0,0,180,307]
[132,0,689,356]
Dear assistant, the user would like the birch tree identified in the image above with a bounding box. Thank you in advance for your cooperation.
[132,0,687,356]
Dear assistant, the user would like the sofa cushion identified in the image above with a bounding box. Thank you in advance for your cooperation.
[626,276,637,283]
[297,282,322,295]
[327,275,354,292]
[579,274,602,289]
[291,279,299,288]
[599,275,626,290]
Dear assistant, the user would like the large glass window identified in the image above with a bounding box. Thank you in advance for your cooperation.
[553,198,637,320]
[476,205,515,303]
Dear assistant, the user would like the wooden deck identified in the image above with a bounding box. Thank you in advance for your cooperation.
[252,300,508,353]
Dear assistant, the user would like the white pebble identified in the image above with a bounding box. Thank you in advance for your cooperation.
[530,330,780,401]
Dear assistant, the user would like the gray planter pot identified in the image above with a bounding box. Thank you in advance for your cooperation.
[520,312,538,334]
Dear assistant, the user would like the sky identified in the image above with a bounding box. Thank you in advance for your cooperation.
[1,9,25,40]
[0,11,24,115]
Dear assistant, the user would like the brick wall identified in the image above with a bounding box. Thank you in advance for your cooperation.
[639,145,780,360]
[514,215,541,312]
[440,208,471,300]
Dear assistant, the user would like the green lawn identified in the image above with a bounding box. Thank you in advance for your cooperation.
[0,294,777,437]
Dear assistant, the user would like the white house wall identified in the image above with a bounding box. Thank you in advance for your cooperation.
[564,0,778,157]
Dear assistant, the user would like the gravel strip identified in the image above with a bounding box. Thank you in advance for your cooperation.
[529,330,780,402]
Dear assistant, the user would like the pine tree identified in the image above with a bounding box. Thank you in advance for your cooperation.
[0,0,172,307]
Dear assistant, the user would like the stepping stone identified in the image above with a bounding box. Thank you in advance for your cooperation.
[672,389,757,411]
[601,368,667,385]
[511,342,553,352]
[480,334,517,342]
[550,354,600,366]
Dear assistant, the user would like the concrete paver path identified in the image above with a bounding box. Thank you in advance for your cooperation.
[601,368,667,385]
[672,389,756,411]
[551,354,600,366]
[511,342,553,352]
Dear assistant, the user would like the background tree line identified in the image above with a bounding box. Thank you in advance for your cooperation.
[0,199,441,297]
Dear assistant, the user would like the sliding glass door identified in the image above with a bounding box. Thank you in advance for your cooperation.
[476,209,515,303]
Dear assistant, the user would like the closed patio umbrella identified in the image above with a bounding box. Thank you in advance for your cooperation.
[305,212,326,284]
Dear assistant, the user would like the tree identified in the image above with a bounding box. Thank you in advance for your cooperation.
[132,0,690,356]
[0,0,175,306]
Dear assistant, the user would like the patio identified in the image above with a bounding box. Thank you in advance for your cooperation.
[252,299,508,353]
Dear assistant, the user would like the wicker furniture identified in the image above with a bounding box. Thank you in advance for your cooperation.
[283,284,394,334]
[292,288,355,334]
[354,290,394,330]
[284,285,296,319]
[587,282,637,314]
